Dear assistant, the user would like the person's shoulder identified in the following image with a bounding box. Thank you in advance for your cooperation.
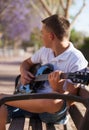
[40,46,51,50]
[68,43,88,65]
[39,46,52,53]
[69,43,85,59]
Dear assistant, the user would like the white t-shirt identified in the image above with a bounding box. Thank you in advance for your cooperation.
[31,42,88,92]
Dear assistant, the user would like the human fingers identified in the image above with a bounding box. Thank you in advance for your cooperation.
[21,71,35,85]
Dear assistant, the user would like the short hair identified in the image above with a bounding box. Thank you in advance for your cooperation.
[42,14,70,40]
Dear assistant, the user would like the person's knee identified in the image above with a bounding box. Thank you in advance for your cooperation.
[50,99,64,113]
[0,105,8,130]
[0,105,8,120]
[0,93,5,99]
[41,99,64,113]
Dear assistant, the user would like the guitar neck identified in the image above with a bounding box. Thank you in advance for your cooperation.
[34,73,69,82]
[34,72,89,85]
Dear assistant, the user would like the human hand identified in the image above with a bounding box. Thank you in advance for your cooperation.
[21,70,35,85]
[48,70,63,91]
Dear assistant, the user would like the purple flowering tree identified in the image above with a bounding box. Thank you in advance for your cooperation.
[0,0,86,48]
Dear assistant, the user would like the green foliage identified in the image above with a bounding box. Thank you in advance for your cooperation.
[30,28,42,50]
[70,29,84,48]
[80,37,89,49]
[0,39,3,47]
[80,37,89,62]
[21,28,42,50]
[21,40,31,50]
[84,37,89,45]
[70,29,89,62]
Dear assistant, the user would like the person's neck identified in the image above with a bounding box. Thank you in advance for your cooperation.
[52,39,70,57]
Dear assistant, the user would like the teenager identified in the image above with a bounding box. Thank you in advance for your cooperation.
[0,14,88,130]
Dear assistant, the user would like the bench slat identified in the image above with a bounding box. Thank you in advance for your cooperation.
[69,104,83,130]
[46,123,56,130]
[79,109,89,130]
[29,116,42,130]
[79,88,89,98]
[9,117,25,130]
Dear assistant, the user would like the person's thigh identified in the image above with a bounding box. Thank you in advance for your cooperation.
[6,105,36,123]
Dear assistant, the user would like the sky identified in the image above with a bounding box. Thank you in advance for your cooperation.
[70,0,89,36]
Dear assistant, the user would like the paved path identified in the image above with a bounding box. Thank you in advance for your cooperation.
[0,58,20,94]
[0,54,31,93]
[0,56,28,130]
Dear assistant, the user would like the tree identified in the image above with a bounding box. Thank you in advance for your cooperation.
[70,29,84,48]
[0,0,41,48]
[0,0,87,48]
[30,0,86,29]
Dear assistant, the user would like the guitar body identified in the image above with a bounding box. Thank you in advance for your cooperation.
[15,64,54,94]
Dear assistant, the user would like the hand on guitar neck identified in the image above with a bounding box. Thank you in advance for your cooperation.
[34,66,89,85]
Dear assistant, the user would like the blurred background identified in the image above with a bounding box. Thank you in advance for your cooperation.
[0,0,89,62]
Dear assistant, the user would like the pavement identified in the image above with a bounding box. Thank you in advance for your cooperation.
[0,53,32,94]
[0,56,22,94]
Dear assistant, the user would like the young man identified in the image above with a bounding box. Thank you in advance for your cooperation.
[0,14,88,130]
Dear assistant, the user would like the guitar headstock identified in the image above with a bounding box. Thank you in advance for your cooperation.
[68,71,89,85]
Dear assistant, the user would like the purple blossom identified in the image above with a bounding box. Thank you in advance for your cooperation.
[0,0,41,40]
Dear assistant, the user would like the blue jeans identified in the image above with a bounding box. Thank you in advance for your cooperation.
[7,101,68,124]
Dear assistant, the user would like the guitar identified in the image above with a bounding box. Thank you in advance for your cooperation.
[0,64,89,107]
[15,64,89,94]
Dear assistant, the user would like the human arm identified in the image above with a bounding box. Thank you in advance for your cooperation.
[48,71,79,105]
[20,58,35,85]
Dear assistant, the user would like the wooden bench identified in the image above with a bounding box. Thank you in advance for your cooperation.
[5,86,89,130]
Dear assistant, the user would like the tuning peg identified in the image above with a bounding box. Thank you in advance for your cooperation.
[80,72,83,75]
[76,71,80,74]
[84,72,88,76]
[77,79,81,82]
[80,80,84,83]
[72,79,76,82]
[72,78,78,83]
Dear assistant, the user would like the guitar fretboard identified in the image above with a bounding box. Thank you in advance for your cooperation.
[34,73,69,81]
[34,74,48,81]
[34,72,89,85]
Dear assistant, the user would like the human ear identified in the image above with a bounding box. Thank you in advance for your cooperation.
[49,33,54,40]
